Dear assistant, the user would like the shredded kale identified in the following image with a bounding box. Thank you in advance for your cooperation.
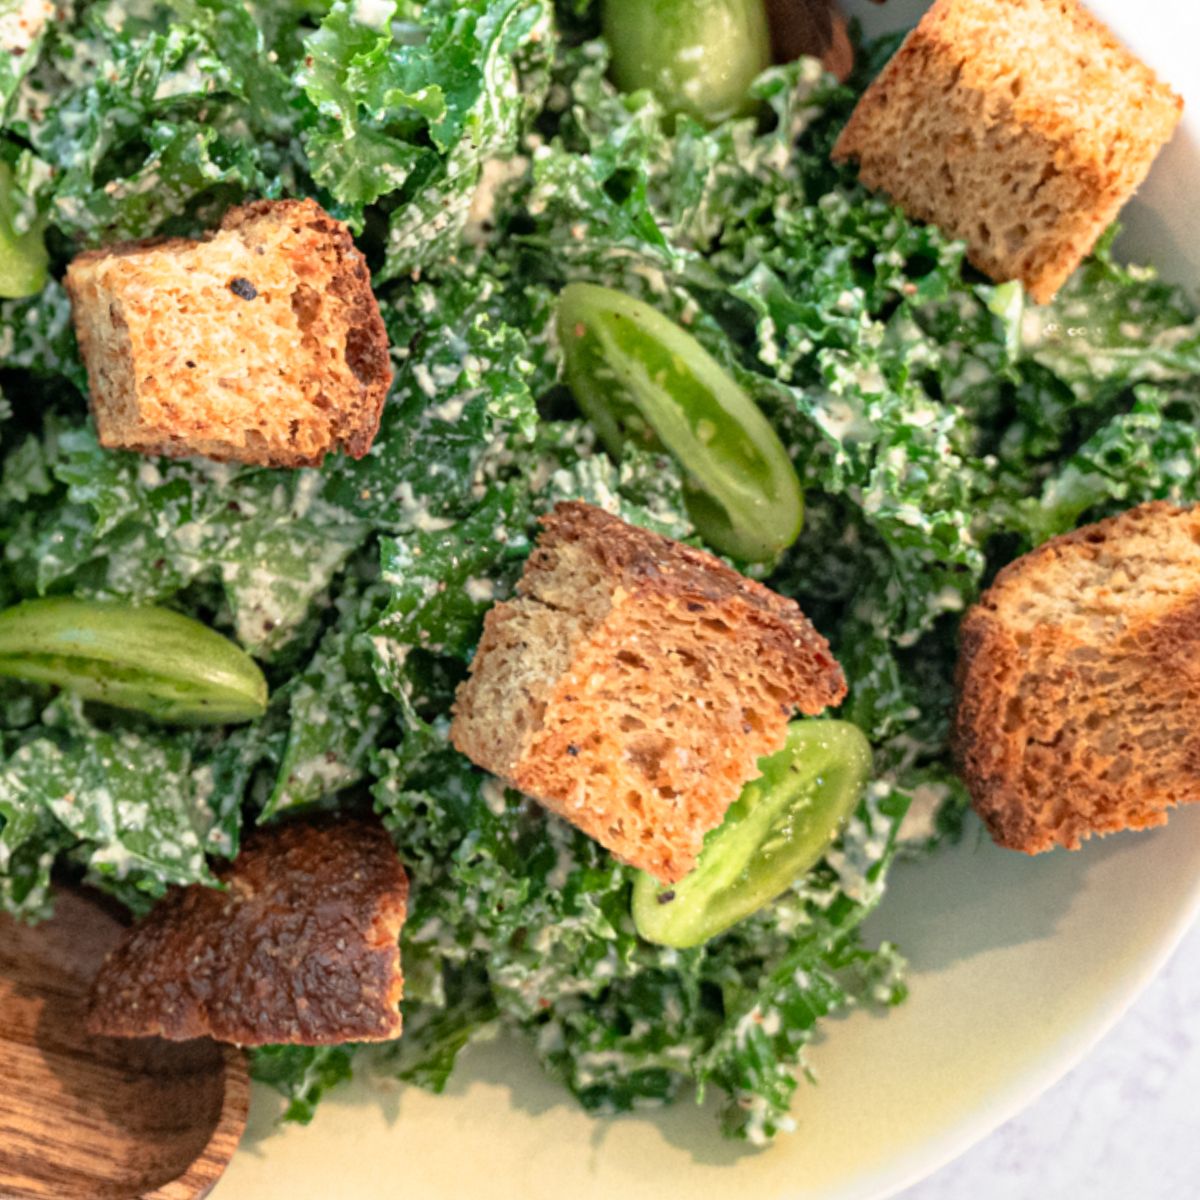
[0,695,250,917]
[2,0,1198,1148]
[249,1043,358,1124]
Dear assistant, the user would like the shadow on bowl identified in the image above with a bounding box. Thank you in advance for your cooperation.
[861,810,1166,975]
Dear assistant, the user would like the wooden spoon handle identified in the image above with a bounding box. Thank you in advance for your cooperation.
[0,891,249,1200]
[144,1053,249,1200]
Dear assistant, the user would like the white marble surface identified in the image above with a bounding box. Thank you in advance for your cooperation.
[895,916,1200,1200]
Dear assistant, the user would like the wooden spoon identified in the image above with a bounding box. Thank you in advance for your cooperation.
[0,889,249,1200]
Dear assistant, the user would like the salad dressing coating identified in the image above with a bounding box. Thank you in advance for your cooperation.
[0,0,1196,1145]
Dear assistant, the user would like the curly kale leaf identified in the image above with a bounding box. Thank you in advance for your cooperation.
[262,580,394,819]
[0,283,81,386]
[324,266,545,531]
[249,1044,358,1125]
[16,0,298,245]
[0,711,219,903]
[0,0,57,115]
[0,783,70,921]
[32,428,369,657]
[296,0,553,257]
[374,484,533,662]
[379,0,554,278]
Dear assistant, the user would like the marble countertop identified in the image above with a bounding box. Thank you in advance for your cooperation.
[895,915,1200,1200]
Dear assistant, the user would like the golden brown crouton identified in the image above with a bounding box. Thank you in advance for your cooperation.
[832,0,1183,304]
[451,502,847,883]
[954,502,1200,854]
[87,816,408,1045]
[65,198,392,468]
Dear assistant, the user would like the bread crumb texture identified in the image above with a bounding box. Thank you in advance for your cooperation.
[954,502,1200,854]
[86,815,408,1045]
[451,502,847,883]
[832,0,1183,304]
[65,198,392,468]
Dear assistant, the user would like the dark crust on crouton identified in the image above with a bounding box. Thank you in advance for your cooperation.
[86,816,408,1045]
[954,501,1200,853]
[221,199,391,460]
[106,436,330,469]
[536,501,846,704]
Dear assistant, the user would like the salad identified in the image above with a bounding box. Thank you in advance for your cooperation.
[1,0,1198,1150]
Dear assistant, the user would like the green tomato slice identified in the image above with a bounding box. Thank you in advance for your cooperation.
[601,0,772,125]
[0,162,48,299]
[0,598,268,724]
[632,720,873,949]
[557,282,804,563]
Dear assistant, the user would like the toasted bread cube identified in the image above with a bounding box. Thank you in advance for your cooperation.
[955,502,1200,854]
[65,198,392,468]
[87,816,408,1045]
[451,502,847,883]
[832,0,1183,304]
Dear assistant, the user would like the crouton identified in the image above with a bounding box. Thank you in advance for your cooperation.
[450,502,847,883]
[954,502,1200,854]
[831,0,1183,304]
[65,198,392,468]
[87,816,408,1045]
[765,0,854,82]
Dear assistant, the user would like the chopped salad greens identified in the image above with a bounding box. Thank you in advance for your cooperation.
[2,0,1199,1147]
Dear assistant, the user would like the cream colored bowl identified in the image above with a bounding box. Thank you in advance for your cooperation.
[219,3,1200,1196]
